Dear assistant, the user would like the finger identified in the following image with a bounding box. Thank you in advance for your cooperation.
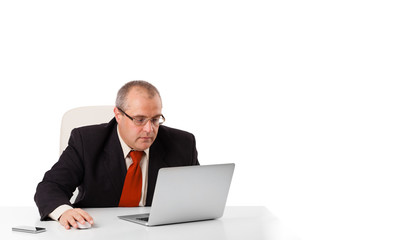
[67,216,79,229]
[82,212,94,225]
[71,211,85,224]
[59,217,70,230]
[74,215,85,225]
[74,208,94,224]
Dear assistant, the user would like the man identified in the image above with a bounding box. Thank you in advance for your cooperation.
[34,80,199,229]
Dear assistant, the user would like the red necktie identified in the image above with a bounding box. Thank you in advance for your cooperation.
[119,151,143,207]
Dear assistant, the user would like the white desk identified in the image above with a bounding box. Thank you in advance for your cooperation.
[0,206,293,240]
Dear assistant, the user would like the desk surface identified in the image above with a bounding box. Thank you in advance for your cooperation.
[1,206,293,240]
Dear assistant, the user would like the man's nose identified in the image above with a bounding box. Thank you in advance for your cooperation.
[143,120,153,133]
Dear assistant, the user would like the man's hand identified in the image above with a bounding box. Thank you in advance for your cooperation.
[58,208,94,230]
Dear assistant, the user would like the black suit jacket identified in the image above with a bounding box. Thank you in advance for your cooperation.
[34,118,199,220]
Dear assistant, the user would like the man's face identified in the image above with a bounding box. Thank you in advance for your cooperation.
[114,88,163,151]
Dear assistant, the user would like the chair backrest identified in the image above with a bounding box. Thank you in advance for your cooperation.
[60,106,115,154]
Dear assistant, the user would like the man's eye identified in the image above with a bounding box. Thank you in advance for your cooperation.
[135,118,146,123]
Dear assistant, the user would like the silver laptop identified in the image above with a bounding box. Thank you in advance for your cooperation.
[118,163,235,226]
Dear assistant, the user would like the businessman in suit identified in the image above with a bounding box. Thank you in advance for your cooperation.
[34,80,199,229]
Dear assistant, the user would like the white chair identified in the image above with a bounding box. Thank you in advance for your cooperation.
[60,106,115,203]
[60,106,115,154]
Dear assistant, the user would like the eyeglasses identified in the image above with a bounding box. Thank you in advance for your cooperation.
[118,108,165,127]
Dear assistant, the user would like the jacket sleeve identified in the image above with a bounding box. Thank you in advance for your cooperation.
[34,128,85,220]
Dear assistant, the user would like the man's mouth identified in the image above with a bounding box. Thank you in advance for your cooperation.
[140,137,152,140]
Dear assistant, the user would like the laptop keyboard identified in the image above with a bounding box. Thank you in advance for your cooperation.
[135,214,150,222]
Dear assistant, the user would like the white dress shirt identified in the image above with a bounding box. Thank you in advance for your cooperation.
[49,126,149,221]
[117,127,150,207]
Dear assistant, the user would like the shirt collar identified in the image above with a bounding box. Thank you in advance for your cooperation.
[117,125,149,159]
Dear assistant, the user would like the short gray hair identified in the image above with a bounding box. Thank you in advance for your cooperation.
[115,80,161,110]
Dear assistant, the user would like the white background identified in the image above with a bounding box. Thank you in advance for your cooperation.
[1,1,414,239]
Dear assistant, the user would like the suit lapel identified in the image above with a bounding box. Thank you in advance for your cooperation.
[102,123,126,201]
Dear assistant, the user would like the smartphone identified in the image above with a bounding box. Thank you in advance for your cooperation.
[12,226,46,234]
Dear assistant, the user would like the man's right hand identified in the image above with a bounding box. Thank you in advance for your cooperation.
[59,208,94,230]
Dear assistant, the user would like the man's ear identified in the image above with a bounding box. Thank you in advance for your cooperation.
[114,107,121,123]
